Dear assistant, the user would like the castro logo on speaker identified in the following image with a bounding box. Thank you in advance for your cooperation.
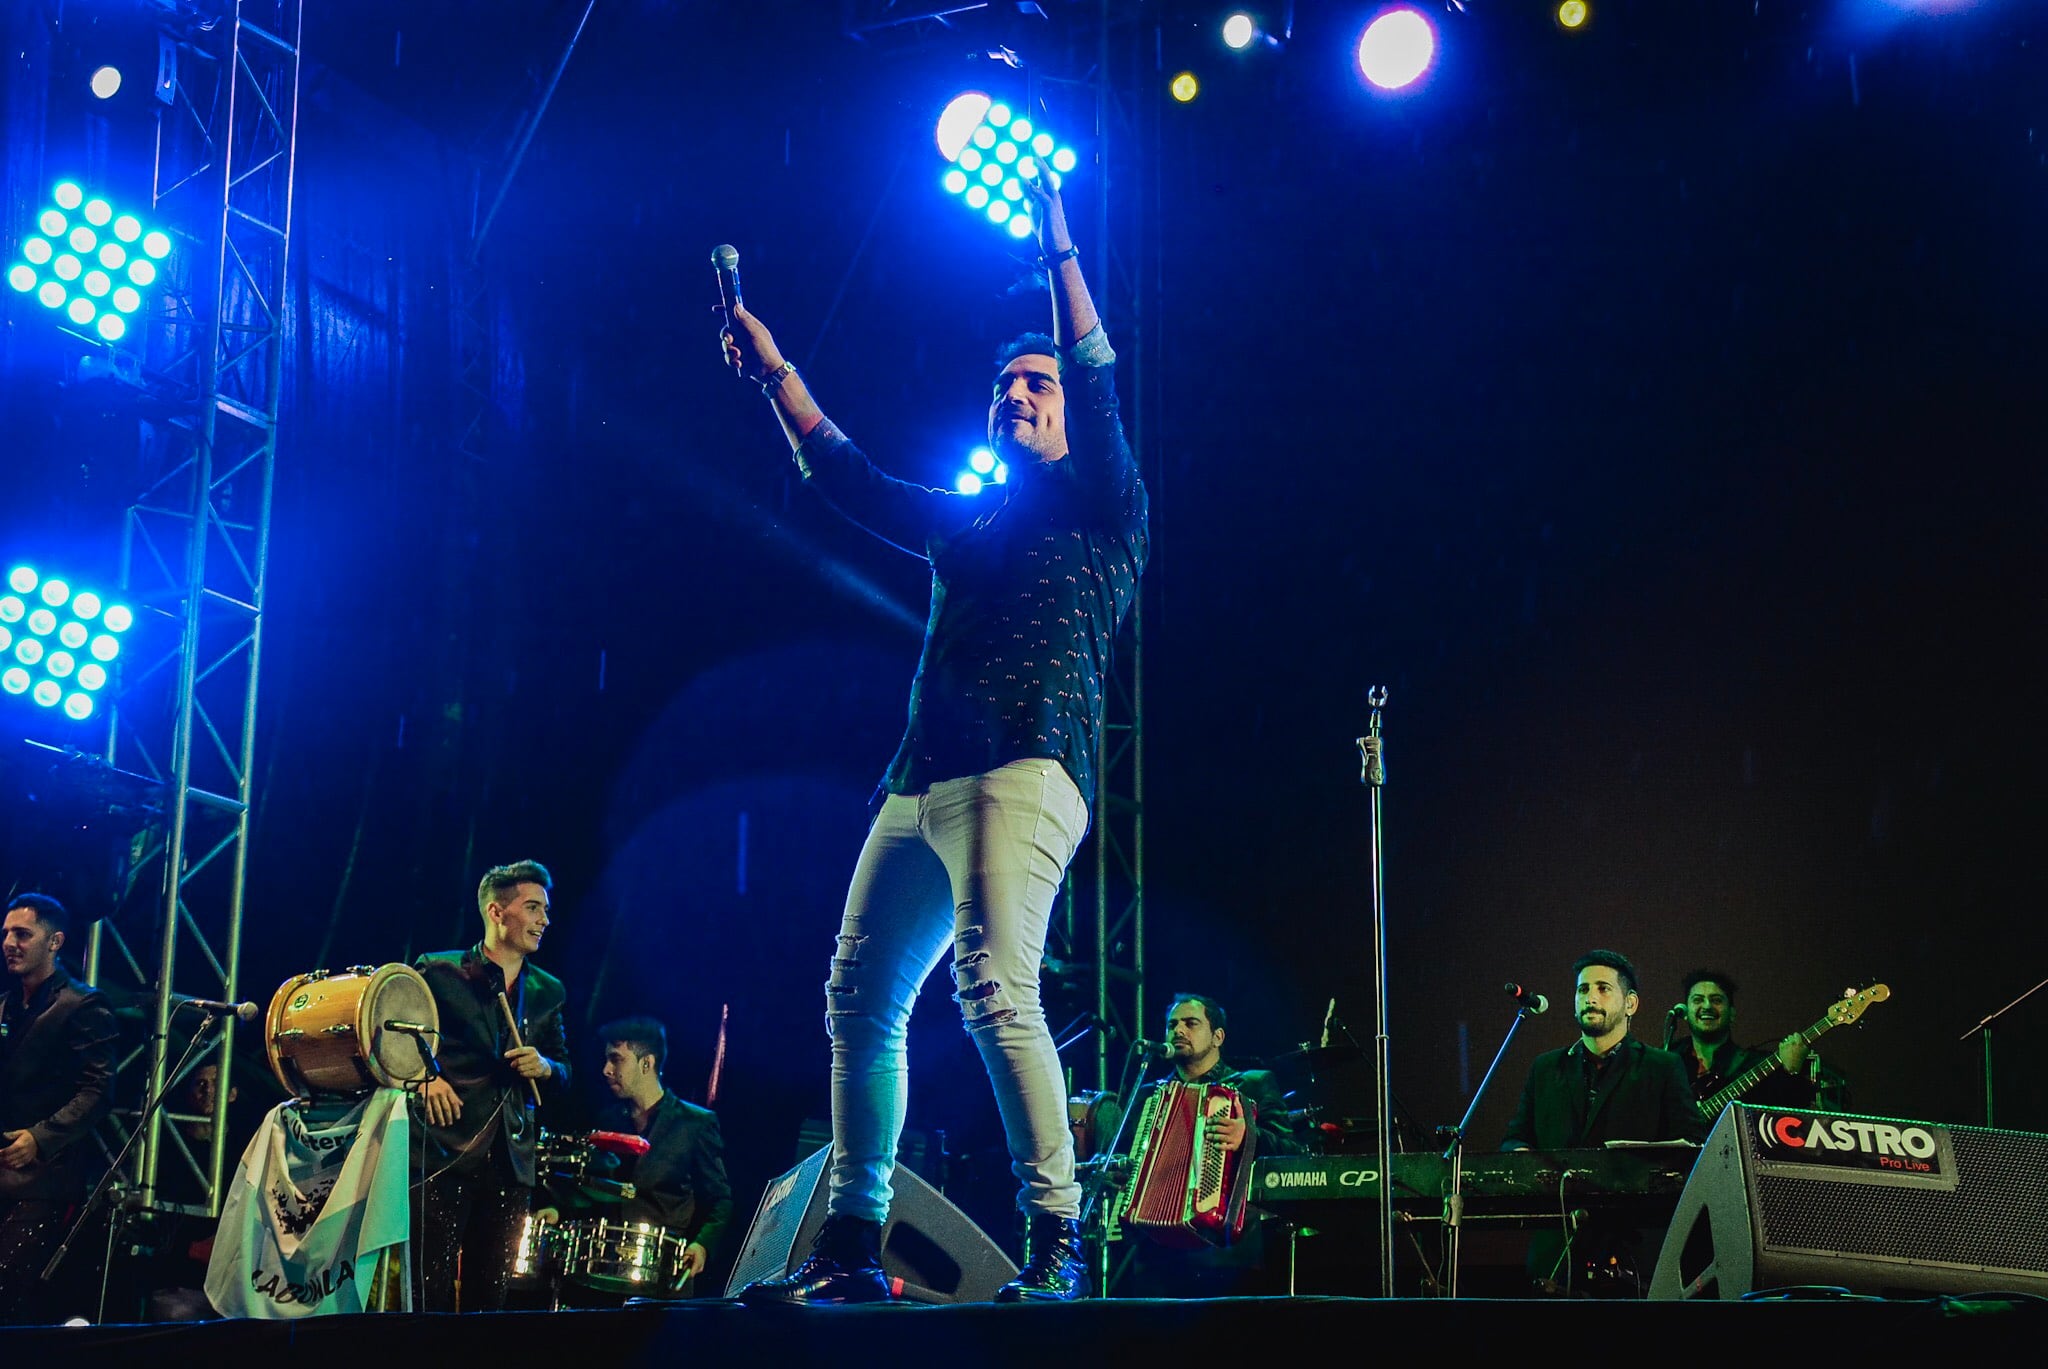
[1753,1110,1946,1177]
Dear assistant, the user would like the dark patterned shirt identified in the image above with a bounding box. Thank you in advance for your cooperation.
[793,332,1147,806]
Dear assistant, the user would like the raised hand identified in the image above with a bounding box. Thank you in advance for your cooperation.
[1019,156,1071,255]
[720,303,787,385]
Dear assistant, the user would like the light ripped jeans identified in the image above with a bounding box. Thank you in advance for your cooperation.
[825,757,1090,1224]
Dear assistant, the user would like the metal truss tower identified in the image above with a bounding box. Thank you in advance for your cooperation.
[1048,0,1159,1100]
[86,0,303,1218]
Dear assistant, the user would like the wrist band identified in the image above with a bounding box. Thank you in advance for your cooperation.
[760,359,797,395]
[1044,245,1079,266]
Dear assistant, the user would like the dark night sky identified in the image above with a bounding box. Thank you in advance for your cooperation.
[4,0,2043,1276]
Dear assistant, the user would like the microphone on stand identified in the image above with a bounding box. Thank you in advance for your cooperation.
[1503,983,1549,1015]
[1662,1002,1687,1050]
[1130,1038,1174,1060]
[383,1020,443,1079]
[170,996,261,1022]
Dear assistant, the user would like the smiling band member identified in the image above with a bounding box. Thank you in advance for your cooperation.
[413,860,571,1312]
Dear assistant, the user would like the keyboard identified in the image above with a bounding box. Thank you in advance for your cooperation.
[1251,1146,1698,1225]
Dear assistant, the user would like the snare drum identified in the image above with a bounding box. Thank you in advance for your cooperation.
[264,964,439,1098]
[558,1218,691,1296]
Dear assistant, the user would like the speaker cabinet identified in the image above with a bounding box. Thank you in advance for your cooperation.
[723,1144,1019,1303]
[1650,1103,2048,1299]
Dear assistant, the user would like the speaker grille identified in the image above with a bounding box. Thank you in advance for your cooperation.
[1753,1124,2048,1277]
[723,1145,831,1296]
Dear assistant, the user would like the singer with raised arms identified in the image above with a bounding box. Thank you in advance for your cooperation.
[718,154,1147,1305]
[411,860,571,1312]
[1499,949,1707,1296]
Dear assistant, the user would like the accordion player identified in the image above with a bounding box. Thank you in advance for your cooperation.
[1108,1079,1259,1250]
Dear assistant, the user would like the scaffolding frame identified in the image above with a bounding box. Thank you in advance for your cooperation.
[85,0,302,1219]
[1043,0,1158,1098]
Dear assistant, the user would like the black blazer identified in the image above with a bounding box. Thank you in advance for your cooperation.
[413,946,570,1185]
[1500,1036,1710,1151]
[0,964,118,1201]
[591,1091,734,1256]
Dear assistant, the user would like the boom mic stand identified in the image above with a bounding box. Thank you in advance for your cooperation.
[1438,999,1542,1299]
[1075,1040,1167,1296]
[43,1003,228,1321]
[1959,973,2048,1128]
[1354,686,1394,1296]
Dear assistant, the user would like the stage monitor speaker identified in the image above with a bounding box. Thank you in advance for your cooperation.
[723,1144,1019,1303]
[1650,1103,2048,1300]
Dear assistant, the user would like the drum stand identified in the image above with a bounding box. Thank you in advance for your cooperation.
[41,1004,230,1321]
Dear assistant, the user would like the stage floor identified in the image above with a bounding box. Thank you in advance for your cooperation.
[2,1294,2043,1364]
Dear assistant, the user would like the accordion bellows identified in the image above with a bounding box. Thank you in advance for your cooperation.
[1110,1080,1258,1249]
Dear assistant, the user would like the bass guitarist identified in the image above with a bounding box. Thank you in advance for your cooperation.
[1674,969,1830,1113]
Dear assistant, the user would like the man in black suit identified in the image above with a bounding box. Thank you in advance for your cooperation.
[413,860,571,1312]
[1113,993,1305,1297]
[550,1015,732,1301]
[0,893,117,1325]
[1501,948,1707,1297]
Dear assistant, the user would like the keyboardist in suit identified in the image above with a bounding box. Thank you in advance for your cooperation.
[1116,993,1304,1297]
[1501,949,1707,1297]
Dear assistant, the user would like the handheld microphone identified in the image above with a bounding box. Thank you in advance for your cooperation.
[1130,1038,1174,1059]
[172,996,261,1022]
[1503,983,1549,1015]
[711,243,742,332]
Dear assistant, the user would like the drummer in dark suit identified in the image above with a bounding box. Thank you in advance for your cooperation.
[560,1015,732,1299]
[413,860,572,1313]
[1500,948,1708,1297]
[0,894,118,1325]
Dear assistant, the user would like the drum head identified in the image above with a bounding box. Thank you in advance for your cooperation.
[358,964,438,1088]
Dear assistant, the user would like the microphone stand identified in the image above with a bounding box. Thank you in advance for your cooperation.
[1958,973,2048,1128]
[1438,1002,1540,1299]
[1660,1004,1686,1052]
[388,1022,441,1313]
[1076,1043,1165,1297]
[43,1005,227,1320]
[1355,686,1394,1297]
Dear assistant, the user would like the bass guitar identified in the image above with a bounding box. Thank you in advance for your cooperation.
[1697,983,1889,1117]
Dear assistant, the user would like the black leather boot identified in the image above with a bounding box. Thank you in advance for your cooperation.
[994,1213,1089,1303]
[736,1214,892,1305]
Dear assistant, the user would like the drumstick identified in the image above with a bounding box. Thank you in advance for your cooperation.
[706,1003,729,1105]
[496,991,544,1107]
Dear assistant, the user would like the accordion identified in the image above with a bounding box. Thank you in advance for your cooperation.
[1108,1080,1257,1249]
